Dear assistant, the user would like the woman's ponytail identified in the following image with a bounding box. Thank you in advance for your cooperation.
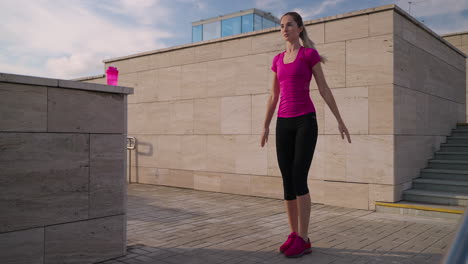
[300,28,326,63]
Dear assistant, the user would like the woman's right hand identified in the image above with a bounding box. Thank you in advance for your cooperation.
[260,127,269,147]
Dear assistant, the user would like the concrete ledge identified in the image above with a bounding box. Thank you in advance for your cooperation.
[442,31,468,38]
[71,74,106,82]
[0,72,58,87]
[0,72,133,95]
[1,75,128,263]
[58,79,133,95]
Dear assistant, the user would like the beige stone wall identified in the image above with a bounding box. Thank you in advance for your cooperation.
[0,73,131,263]
[101,5,465,210]
[443,32,468,55]
[393,14,466,189]
[442,31,468,123]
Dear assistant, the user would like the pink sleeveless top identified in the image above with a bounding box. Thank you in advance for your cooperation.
[271,46,321,118]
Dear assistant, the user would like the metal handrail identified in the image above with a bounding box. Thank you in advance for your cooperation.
[127,136,136,183]
[127,136,136,150]
[441,207,468,264]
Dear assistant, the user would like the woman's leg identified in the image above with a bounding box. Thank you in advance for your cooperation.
[297,193,311,239]
[293,113,318,240]
[276,118,298,233]
[285,200,298,233]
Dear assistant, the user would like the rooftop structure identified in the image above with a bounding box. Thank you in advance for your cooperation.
[191,8,280,42]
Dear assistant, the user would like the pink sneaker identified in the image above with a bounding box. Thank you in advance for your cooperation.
[279,232,298,253]
[284,236,312,258]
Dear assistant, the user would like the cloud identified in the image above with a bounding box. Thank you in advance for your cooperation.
[394,0,468,17]
[45,53,101,80]
[95,0,173,25]
[293,0,346,20]
[175,0,208,10]
[0,60,48,78]
[0,0,174,79]
[424,13,468,35]
[255,0,288,18]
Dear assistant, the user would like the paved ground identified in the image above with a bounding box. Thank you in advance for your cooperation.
[100,184,459,264]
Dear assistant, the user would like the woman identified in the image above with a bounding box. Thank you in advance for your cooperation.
[260,12,351,258]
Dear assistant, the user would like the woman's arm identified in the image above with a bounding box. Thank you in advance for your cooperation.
[261,73,280,147]
[312,63,351,143]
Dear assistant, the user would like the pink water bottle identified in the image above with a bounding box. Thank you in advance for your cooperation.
[106,66,119,86]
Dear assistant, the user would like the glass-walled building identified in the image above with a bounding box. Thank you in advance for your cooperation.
[192,9,280,42]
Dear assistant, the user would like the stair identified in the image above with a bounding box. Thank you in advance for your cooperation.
[440,144,468,152]
[412,178,468,193]
[434,152,468,160]
[428,160,468,170]
[421,169,468,181]
[403,189,468,206]
[376,123,468,219]
[447,137,468,144]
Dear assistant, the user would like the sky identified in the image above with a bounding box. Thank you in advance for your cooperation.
[0,0,467,80]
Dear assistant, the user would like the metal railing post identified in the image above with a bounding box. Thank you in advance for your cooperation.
[126,136,136,183]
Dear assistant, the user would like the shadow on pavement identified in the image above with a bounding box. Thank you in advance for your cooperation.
[97,242,442,264]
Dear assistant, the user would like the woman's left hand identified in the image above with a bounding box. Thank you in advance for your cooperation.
[339,122,351,143]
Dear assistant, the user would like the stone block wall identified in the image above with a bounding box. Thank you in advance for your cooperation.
[442,31,468,123]
[94,4,465,210]
[443,32,468,55]
[393,15,466,191]
[0,73,132,264]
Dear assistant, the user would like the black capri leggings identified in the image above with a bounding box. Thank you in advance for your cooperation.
[276,112,318,201]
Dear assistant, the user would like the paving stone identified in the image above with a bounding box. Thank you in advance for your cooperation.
[111,184,459,264]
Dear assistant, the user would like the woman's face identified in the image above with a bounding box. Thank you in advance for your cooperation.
[280,15,302,42]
